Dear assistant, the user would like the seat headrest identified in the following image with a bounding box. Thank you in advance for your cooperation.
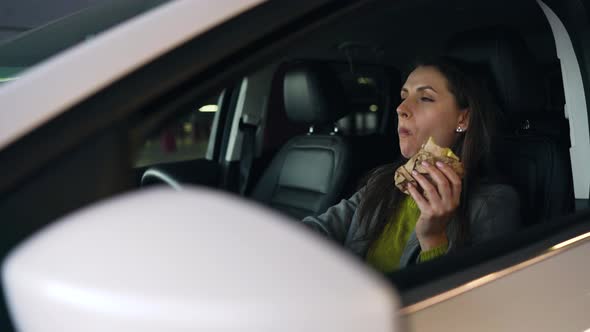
[283,62,350,125]
[446,27,545,114]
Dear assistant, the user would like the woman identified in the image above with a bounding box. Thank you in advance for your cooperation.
[302,56,521,273]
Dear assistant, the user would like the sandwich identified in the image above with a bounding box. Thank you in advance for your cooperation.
[394,137,464,195]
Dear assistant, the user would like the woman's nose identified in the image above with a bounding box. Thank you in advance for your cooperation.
[396,99,411,118]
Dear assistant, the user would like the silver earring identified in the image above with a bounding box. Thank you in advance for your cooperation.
[456,127,464,133]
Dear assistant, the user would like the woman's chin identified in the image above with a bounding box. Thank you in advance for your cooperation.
[399,146,416,159]
[399,137,418,159]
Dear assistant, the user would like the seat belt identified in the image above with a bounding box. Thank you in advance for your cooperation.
[239,113,260,196]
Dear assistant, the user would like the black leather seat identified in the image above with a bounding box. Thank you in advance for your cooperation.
[250,62,353,219]
[447,27,575,226]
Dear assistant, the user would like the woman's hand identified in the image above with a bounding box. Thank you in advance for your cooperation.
[407,161,462,250]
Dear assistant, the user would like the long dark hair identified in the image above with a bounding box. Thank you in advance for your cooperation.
[356,56,499,246]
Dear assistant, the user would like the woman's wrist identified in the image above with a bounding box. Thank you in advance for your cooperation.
[417,232,448,251]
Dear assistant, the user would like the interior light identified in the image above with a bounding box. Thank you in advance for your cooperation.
[198,105,218,113]
[369,104,379,112]
[183,123,192,133]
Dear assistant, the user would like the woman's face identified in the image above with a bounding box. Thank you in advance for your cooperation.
[397,65,470,158]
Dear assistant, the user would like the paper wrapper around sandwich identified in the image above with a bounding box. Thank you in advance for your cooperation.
[394,137,464,195]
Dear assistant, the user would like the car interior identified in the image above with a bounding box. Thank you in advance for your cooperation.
[137,0,576,227]
[0,0,589,329]
[123,0,589,309]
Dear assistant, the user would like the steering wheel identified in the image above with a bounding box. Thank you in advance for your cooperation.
[141,168,182,190]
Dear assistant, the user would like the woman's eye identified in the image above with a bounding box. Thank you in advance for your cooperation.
[421,97,434,102]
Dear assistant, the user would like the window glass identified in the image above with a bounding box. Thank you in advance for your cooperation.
[134,93,220,167]
[333,64,392,136]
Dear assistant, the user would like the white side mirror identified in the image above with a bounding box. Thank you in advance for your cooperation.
[3,187,401,332]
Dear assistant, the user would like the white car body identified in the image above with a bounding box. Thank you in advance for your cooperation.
[1,0,589,331]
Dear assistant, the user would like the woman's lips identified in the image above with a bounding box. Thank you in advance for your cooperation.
[398,127,411,137]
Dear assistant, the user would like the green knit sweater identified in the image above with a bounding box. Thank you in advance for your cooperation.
[366,196,448,273]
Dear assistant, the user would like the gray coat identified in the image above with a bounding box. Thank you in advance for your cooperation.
[302,183,521,268]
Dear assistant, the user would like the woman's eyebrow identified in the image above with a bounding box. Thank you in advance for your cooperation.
[416,85,437,93]
[401,85,438,93]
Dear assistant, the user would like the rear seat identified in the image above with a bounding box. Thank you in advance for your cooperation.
[336,63,402,196]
